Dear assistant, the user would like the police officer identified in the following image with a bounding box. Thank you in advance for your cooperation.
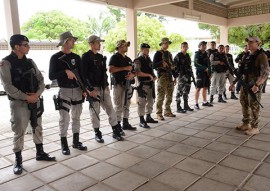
[134,43,158,128]
[49,31,87,155]
[230,37,269,135]
[209,45,228,104]
[0,34,55,175]
[224,45,238,100]
[81,35,123,142]
[109,40,137,131]
[206,41,218,57]
[235,45,249,94]
[194,41,213,109]
[153,37,177,120]
[174,42,194,113]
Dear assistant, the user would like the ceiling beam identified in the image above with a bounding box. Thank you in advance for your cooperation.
[142,4,227,26]
[228,13,270,26]
[133,0,186,10]
[79,0,133,8]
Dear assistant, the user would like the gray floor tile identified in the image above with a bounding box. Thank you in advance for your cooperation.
[186,177,236,191]
[149,151,185,166]
[184,123,210,130]
[205,165,248,186]
[105,153,143,168]
[126,145,160,159]
[174,157,214,175]
[145,138,176,150]
[33,185,55,191]
[155,124,180,132]
[244,139,270,152]
[32,163,74,183]
[174,127,200,136]
[84,183,118,191]
[243,175,270,191]
[23,158,57,172]
[167,143,200,156]
[233,146,268,161]
[81,162,121,181]
[254,162,270,179]
[0,157,12,169]
[103,171,148,191]
[49,172,97,191]
[220,155,260,172]
[205,126,230,134]
[61,155,98,170]
[0,166,27,184]
[127,134,154,144]
[128,159,169,178]
[142,129,168,137]
[107,141,138,152]
[264,154,270,163]
[0,174,44,191]
[154,168,199,190]
[160,132,188,142]
[86,147,120,160]
[135,180,177,191]
[205,141,236,153]
[192,149,227,163]
[193,131,222,140]
[181,137,211,148]
[217,135,247,145]
[168,120,190,126]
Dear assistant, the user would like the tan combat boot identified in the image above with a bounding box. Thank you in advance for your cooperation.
[235,123,251,131]
[157,115,165,121]
[245,128,260,136]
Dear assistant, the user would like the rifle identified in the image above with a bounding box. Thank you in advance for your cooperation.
[26,68,43,134]
[58,54,100,120]
[228,64,264,108]
[124,62,133,106]
[187,69,197,88]
[102,56,107,90]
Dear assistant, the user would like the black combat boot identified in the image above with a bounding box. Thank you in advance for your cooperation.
[230,92,238,100]
[223,91,228,100]
[184,99,194,111]
[60,137,70,155]
[72,133,87,150]
[112,124,124,141]
[210,95,214,104]
[122,118,137,130]
[13,151,23,175]
[146,114,158,123]
[218,94,227,103]
[176,102,186,113]
[36,143,56,161]
[94,128,104,143]
[139,116,150,128]
[118,121,125,136]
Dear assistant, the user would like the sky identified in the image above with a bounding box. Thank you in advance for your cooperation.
[0,0,211,40]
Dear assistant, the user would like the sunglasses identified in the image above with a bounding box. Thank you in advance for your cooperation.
[19,43,30,47]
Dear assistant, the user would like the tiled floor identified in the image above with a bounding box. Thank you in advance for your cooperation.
[0,87,270,191]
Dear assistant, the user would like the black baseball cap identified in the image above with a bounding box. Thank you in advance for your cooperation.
[10,34,29,47]
[140,43,150,49]
[198,41,207,48]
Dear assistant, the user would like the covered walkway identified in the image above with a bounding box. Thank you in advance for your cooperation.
[0,86,270,191]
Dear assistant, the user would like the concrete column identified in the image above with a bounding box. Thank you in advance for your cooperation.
[220,25,228,45]
[126,8,137,60]
[4,0,20,50]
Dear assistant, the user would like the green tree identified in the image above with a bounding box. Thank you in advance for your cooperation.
[168,33,185,52]
[104,16,168,53]
[107,7,125,22]
[198,23,270,48]
[198,23,220,40]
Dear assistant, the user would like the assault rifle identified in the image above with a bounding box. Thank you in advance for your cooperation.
[26,67,44,134]
[187,69,197,88]
[227,64,264,108]
[124,62,134,106]
[58,55,100,120]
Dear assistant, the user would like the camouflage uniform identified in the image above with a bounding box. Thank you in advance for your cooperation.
[238,49,269,128]
[153,50,177,118]
[174,52,194,112]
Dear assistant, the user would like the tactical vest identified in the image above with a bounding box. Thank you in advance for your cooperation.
[212,52,227,73]
[239,49,262,82]
[112,53,134,85]
[3,53,38,94]
[135,56,153,82]
[176,52,191,76]
[197,51,209,67]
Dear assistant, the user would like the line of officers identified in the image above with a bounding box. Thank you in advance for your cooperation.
[0,32,269,175]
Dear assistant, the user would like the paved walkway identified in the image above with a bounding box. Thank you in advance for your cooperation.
[0,86,270,191]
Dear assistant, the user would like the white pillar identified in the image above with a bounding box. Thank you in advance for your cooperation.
[4,0,20,50]
[220,26,228,45]
[126,8,137,60]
